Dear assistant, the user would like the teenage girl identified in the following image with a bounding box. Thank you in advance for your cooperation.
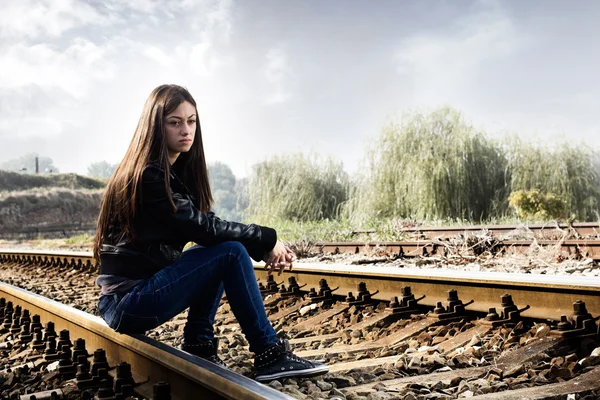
[93,84,328,381]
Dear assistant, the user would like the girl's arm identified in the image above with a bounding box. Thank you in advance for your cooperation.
[141,164,277,261]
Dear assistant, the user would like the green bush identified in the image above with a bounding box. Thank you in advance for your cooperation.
[245,154,349,223]
[505,138,600,220]
[508,190,568,220]
[345,108,507,222]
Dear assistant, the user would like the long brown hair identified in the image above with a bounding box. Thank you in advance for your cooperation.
[93,84,213,259]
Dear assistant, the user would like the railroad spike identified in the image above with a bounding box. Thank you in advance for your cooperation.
[44,337,60,361]
[30,328,45,351]
[77,354,90,370]
[153,382,172,400]
[58,345,77,378]
[114,362,135,395]
[57,329,72,350]
[477,294,529,327]
[76,363,94,390]
[551,300,599,338]
[18,324,33,344]
[95,384,115,399]
[485,308,500,321]
[91,349,110,377]
[557,315,573,331]
[10,316,22,335]
[387,286,425,315]
[43,321,57,341]
[307,279,337,303]
[344,282,379,306]
[72,338,89,363]
[429,290,472,321]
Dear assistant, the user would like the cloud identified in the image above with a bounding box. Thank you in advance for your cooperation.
[394,0,528,104]
[0,39,116,98]
[0,85,80,138]
[264,48,295,104]
[0,0,115,40]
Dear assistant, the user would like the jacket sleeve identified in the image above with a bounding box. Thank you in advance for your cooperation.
[141,164,277,261]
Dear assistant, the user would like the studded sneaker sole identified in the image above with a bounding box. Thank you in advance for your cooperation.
[255,363,329,382]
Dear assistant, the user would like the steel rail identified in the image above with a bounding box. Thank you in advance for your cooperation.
[255,263,600,321]
[0,280,292,400]
[317,239,600,260]
[2,250,598,321]
[3,249,600,399]
[398,221,600,238]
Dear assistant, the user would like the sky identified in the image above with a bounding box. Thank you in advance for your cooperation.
[0,0,599,177]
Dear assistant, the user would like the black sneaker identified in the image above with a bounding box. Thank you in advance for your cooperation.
[180,338,228,368]
[254,339,328,382]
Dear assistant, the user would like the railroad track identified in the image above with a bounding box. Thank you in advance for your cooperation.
[312,223,600,261]
[1,249,600,399]
[316,239,600,260]
[396,222,600,239]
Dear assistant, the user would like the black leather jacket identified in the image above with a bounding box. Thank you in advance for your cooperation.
[98,162,277,279]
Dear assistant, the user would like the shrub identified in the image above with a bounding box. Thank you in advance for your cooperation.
[245,154,349,222]
[346,108,507,222]
[508,190,568,220]
[505,138,600,220]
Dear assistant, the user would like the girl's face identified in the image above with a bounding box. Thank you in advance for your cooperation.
[165,100,197,163]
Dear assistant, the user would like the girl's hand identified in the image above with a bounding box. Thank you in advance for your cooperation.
[264,241,294,275]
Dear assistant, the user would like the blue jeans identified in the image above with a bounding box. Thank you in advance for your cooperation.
[97,241,279,354]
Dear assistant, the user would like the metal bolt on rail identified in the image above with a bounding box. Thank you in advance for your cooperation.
[71,338,89,362]
[345,282,380,306]
[5,300,13,314]
[31,328,45,351]
[30,314,43,332]
[91,349,110,377]
[278,276,307,298]
[58,344,77,378]
[551,300,600,338]
[152,382,171,400]
[94,386,116,400]
[19,309,31,326]
[19,323,33,344]
[76,362,94,390]
[114,362,135,395]
[428,289,474,321]
[57,329,72,350]
[44,336,60,362]
[14,304,22,320]
[43,321,57,341]
[478,294,531,327]
[97,367,115,389]
[387,286,426,315]
[308,279,338,303]
[0,313,11,333]
[259,275,281,294]
[77,354,90,371]
[10,314,22,335]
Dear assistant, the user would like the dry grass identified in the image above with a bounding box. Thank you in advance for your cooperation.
[0,188,102,230]
[0,170,105,191]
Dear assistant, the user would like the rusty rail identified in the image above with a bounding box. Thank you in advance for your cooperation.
[2,249,600,399]
[0,251,292,400]
[398,221,600,238]
[317,239,600,260]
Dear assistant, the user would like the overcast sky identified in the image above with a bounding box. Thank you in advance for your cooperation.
[1,0,599,177]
